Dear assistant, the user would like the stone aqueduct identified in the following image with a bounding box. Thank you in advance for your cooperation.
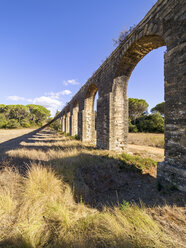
[54,0,186,191]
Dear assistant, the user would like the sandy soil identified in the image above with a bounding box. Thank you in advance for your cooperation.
[127,144,164,161]
[0,128,36,143]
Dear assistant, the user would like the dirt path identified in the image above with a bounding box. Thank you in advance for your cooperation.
[0,129,36,143]
[128,144,164,161]
[0,128,42,161]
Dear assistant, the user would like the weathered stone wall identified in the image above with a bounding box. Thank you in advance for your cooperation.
[59,0,186,191]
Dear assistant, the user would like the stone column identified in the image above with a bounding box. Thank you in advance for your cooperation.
[71,106,78,136]
[66,112,70,134]
[62,116,65,132]
[60,116,63,132]
[78,110,83,140]
[157,25,186,191]
[69,114,72,135]
[71,113,74,136]
[96,94,110,149]
[82,99,96,144]
[109,76,128,151]
[74,112,78,136]
[64,116,67,133]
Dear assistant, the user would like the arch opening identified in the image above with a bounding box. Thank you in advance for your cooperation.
[127,46,166,161]
[94,91,99,131]
[83,84,98,144]
[115,35,166,78]
[111,35,166,152]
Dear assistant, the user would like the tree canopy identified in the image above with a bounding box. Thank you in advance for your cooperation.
[135,112,164,133]
[129,98,149,122]
[151,102,164,116]
[0,104,51,129]
[27,104,51,125]
[129,100,165,133]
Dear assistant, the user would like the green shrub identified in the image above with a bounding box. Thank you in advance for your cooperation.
[6,119,21,129]
[74,134,80,140]
[120,200,130,211]
[136,112,164,133]
[0,114,7,128]
[129,120,138,133]
[49,111,61,131]
[50,119,61,131]
[119,153,157,173]
[20,119,31,128]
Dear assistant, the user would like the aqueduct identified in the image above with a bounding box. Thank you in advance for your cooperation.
[57,0,186,191]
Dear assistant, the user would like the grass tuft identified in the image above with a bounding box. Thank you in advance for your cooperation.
[119,153,157,173]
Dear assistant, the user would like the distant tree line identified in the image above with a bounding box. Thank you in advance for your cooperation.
[129,99,164,133]
[0,100,164,133]
[0,104,50,129]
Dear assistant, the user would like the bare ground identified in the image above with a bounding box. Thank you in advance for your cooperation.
[128,144,164,161]
[0,128,36,143]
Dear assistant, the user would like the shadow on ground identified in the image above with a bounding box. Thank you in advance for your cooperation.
[0,127,46,158]
[0,128,185,209]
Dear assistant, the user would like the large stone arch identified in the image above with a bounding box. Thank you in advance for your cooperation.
[110,35,166,151]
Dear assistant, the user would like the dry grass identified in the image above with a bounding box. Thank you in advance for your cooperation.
[0,165,181,248]
[0,129,185,247]
[128,133,164,148]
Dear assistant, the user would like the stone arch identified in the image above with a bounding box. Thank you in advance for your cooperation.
[115,35,165,78]
[109,34,166,151]
[72,100,79,136]
[82,84,98,144]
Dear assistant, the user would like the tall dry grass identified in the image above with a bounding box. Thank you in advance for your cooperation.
[128,133,164,148]
[0,129,185,247]
[0,165,178,248]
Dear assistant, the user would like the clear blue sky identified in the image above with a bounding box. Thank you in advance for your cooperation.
[0,0,165,116]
